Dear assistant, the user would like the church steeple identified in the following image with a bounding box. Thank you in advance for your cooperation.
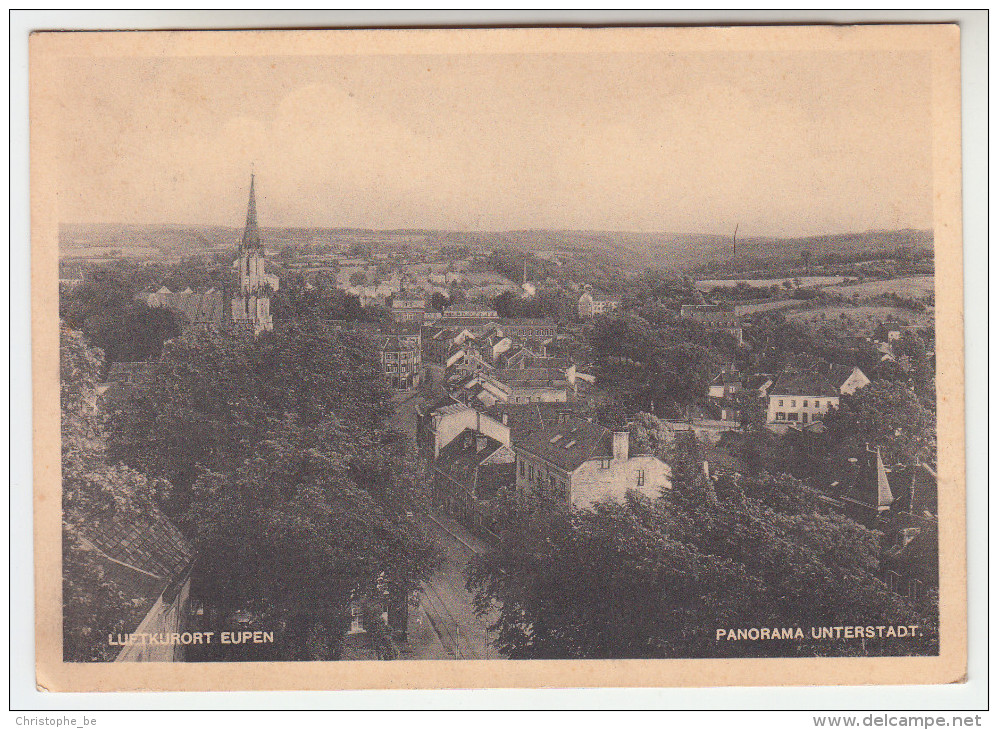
[231,172,276,335]
[241,173,262,251]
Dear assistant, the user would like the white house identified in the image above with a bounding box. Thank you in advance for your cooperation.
[512,415,670,508]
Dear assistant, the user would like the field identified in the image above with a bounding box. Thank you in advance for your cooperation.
[787,305,934,335]
[699,275,845,289]
[734,299,804,315]
[822,275,934,298]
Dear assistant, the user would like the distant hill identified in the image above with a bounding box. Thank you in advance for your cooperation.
[60,222,932,273]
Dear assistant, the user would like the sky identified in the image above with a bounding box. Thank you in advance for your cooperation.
[56,49,934,237]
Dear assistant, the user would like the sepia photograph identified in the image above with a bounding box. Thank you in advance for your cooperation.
[28,24,966,692]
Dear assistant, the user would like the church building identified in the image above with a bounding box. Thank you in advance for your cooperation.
[142,174,279,337]
[230,174,277,335]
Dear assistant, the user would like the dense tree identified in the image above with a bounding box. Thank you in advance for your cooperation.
[820,379,936,467]
[627,412,675,461]
[107,322,441,660]
[430,291,451,312]
[271,277,386,324]
[466,437,937,659]
[61,325,169,661]
[60,268,186,369]
[589,313,721,414]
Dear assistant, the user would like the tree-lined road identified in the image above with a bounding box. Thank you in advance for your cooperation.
[414,515,499,660]
[391,386,500,660]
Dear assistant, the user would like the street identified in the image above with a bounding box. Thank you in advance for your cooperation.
[412,514,499,660]
[389,387,501,660]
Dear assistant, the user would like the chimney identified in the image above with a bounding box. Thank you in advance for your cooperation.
[612,431,629,462]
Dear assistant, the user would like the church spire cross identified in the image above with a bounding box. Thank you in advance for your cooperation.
[241,173,262,251]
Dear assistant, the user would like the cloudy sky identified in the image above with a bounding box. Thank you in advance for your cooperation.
[56,49,933,237]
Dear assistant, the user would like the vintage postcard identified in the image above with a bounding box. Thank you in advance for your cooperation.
[31,25,965,691]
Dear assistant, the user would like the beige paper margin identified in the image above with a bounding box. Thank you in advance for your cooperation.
[30,25,965,692]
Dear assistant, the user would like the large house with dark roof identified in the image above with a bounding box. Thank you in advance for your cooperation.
[822,448,939,603]
[512,414,670,508]
[415,396,511,459]
[765,365,869,428]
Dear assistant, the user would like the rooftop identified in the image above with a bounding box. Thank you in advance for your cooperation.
[769,372,840,397]
[512,414,612,472]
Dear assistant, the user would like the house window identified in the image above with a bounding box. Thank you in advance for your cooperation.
[802,413,808,423]
[803,400,809,408]
[636,469,645,486]
[778,399,784,407]
[776,412,786,421]
[519,460,525,478]
[787,413,799,422]
[791,400,796,407]
[349,598,364,634]
[528,465,534,482]
[600,459,610,469]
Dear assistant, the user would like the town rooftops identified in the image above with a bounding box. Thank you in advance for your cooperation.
[493,367,570,388]
[377,335,408,352]
[500,318,556,326]
[485,401,592,434]
[434,317,498,329]
[415,392,462,417]
[433,428,515,501]
[443,305,498,317]
[513,414,612,473]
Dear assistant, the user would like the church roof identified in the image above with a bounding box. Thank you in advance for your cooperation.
[241,174,262,251]
[153,290,227,327]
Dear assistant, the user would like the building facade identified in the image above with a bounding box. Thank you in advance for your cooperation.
[498,318,558,342]
[390,297,427,323]
[377,327,422,391]
[766,366,869,426]
[766,377,840,426]
[578,291,622,319]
